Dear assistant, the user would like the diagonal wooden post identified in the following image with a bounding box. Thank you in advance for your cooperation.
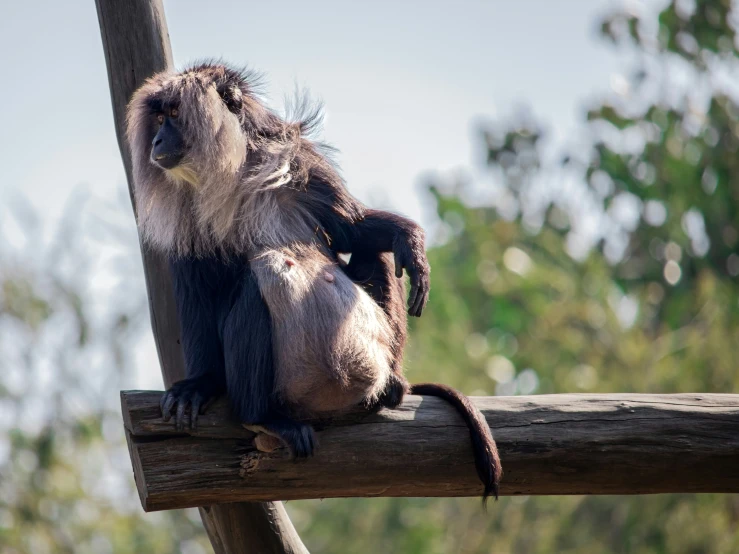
[94,1,308,552]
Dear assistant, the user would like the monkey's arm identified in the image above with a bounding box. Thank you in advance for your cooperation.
[160,257,227,430]
[345,210,430,317]
[301,180,430,316]
[222,267,315,457]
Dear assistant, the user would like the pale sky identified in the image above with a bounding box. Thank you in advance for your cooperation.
[0,0,626,228]
[0,0,629,390]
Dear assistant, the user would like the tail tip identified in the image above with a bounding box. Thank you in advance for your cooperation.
[481,482,500,509]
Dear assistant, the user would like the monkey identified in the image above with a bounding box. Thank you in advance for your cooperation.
[126,62,502,501]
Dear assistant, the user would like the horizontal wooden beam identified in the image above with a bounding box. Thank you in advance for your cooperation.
[121,391,739,512]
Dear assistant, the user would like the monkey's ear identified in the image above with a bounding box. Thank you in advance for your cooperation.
[217,83,243,114]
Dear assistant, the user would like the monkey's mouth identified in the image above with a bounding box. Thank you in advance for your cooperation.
[151,151,184,170]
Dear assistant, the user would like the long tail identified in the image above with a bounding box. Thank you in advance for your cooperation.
[410,383,502,504]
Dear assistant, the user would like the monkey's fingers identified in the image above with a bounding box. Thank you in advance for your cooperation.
[190,396,202,430]
[411,286,429,317]
[200,396,215,414]
[175,400,187,431]
[406,263,430,317]
[409,289,421,316]
[407,281,420,314]
[161,392,176,422]
[394,249,405,279]
[408,283,428,317]
[293,426,316,459]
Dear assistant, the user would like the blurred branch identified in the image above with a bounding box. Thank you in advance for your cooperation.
[122,391,739,511]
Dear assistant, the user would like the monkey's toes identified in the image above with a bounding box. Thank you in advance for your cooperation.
[161,378,216,431]
[289,425,316,459]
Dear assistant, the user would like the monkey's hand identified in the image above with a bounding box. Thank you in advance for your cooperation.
[393,228,430,317]
[160,376,221,431]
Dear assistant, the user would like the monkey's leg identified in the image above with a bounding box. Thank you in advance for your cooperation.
[223,265,315,458]
[344,251,409,410]
[162,257,228,430]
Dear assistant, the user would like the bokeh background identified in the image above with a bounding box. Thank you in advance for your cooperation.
[2,0,739,552]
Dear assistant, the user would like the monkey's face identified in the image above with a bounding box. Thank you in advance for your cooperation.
[150,104,185,170]
[129,66,251,189]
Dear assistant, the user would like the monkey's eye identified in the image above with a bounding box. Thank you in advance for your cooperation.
[170,107,179,118]
[156,113,164,125]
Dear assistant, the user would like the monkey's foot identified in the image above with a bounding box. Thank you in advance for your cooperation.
[160,376,221,431]
[243,421,316,458]
[375,374,409,410]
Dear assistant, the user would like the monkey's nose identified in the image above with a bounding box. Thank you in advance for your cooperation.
[153,137,163,146]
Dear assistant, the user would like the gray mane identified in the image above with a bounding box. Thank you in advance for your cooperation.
[126,62,342,257]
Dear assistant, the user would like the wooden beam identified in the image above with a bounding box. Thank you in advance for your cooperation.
[122,391,739,511]
[95,2,308,552]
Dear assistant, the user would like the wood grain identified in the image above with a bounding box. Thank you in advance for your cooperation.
[122,391,739,511]
[95,2,308,551]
